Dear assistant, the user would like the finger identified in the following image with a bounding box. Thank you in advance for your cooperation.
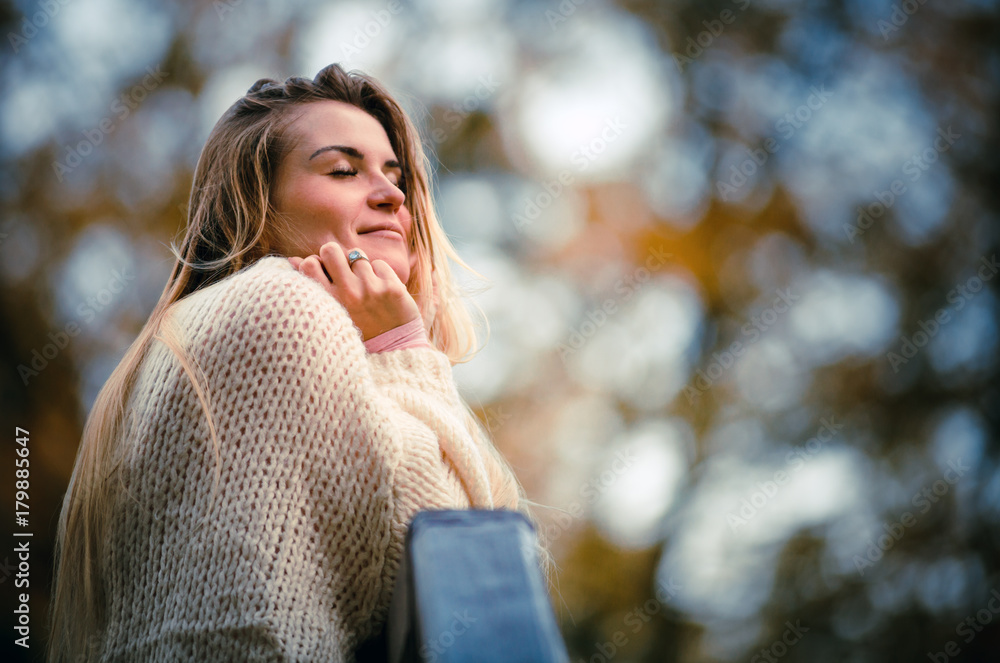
[288,256,303,269]
[348,255,379,287]
[369,259,398,283]
[369,259,408,295]
[298,255,331,284]
[318,241,352,285]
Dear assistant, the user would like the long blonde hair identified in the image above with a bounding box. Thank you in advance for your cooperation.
[47,63,549,662]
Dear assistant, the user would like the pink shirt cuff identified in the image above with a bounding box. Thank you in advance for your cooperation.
[363,317,433,354]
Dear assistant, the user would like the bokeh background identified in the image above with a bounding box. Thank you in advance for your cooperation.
[3,0,1000,661]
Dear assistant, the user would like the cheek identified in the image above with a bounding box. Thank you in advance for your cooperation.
[400,205,414,232]
[403,206,418,241]
[291,186,359,235]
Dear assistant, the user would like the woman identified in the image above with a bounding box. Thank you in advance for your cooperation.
[48,63,544,662]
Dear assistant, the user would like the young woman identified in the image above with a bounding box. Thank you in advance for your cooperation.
[48,63,542,662]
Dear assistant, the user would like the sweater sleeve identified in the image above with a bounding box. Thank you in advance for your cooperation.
[362,317,433,353]
[103,256,496,662]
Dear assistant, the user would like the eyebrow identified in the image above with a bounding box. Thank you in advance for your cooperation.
[308,144,401,169]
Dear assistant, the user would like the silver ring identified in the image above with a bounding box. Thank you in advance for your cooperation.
[347,249,369,267]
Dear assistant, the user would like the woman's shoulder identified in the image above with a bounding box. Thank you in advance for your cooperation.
[175,256,344,320]
[193,255,316,302]
[169,255,357,352]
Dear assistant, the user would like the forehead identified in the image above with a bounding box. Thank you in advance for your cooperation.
[285,100,395,156]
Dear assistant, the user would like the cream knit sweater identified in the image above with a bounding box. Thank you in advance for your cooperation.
[100,256,514,662]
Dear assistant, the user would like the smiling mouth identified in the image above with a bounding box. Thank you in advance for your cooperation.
[360,228,404,240]
[358,227,405,239]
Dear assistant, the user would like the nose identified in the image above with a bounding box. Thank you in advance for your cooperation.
[368,173,405,213]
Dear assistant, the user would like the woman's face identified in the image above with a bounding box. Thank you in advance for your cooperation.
[272,100,415,285]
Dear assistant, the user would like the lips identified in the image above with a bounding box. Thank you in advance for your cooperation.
[359,222,404,238]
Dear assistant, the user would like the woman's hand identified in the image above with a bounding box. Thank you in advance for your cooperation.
[289,241,421,341]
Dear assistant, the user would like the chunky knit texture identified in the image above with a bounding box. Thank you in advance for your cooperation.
[100,256,511,662]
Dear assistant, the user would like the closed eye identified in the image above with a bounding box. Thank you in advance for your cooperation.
[385,166,406,193]
[328,168,358,177]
